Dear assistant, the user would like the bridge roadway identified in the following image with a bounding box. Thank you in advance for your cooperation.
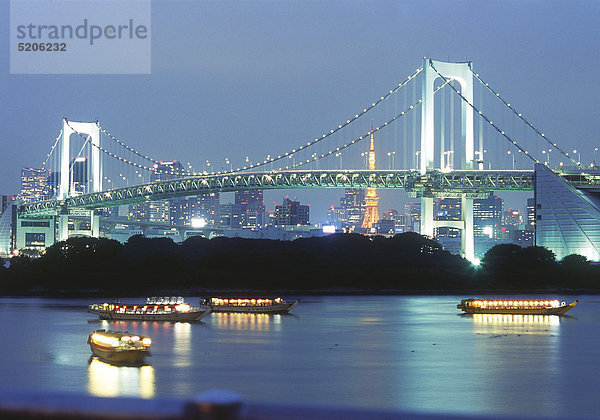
[18,169,535,218]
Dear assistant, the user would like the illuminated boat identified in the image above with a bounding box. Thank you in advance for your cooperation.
[88,330,151,364]
[202,297,299,313]
[88,297,212,321]
[457,298,578,315]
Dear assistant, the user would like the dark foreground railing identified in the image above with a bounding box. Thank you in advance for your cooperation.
[0,388,491,420]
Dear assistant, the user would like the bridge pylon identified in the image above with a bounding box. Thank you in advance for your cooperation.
[16,120,103,252]
[419,58,475,262]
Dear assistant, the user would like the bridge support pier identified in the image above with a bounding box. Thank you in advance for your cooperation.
[421,194,475,263]
[58,214,69,242]
[461,195,474,262]
[420,197,434,237]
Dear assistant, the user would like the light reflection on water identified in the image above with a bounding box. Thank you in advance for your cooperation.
[0,296,598,418]
[87,358,155,398]
[210,312,282,332]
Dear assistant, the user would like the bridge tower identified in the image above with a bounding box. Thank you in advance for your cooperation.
[16,120,103,251]
[57,119,102,241]
[420,58,475,262]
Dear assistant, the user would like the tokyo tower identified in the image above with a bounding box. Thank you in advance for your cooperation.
[361,127,380,230]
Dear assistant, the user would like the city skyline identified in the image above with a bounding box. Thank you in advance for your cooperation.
[1,1,599,222]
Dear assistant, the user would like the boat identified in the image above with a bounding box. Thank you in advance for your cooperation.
[202,297,299,313]
[457,298,578,315]
[88,297,212,321]
[88,329,151,364]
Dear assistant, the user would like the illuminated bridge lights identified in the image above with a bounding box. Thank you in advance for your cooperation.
[17,169,536,218]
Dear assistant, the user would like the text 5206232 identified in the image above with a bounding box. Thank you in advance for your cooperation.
[18,43,67,52]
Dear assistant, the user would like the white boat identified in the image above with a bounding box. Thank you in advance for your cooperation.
[202,297,298,313]
[89,297,212,321]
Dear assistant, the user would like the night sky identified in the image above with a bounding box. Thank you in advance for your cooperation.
[1,0,599,222]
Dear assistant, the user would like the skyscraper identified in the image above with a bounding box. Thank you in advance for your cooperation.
[341,189,365,232]
[150,160,186,181]
[473,192,503,239]
[434,198,461,238]
[235,190,265,228]
[21,167,51,203]
[275,198,309,226]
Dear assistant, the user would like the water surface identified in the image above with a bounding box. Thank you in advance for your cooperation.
[0,295,597,417]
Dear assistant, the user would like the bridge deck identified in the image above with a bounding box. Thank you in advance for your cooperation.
[18,169,534,218]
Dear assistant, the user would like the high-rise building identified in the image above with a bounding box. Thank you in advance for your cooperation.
[340,189,365,232]
[473,192,503,239]
[136,160,188,225]
[70,157,89,195]
[219,203,242,228]
[170,197,193,226]
[434,198,461,238]
[21,167,51,203]
[361,129,380,230]
[275,198,310,226]
[503,209,523,230]
[235,190,265,228]
[403,202,421,233]
[129,200,170,224]
[150,160,186,181]
[326,205,345,229]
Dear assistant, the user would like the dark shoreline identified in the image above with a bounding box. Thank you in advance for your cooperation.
[2,234,599,296]
[2,287,598,299]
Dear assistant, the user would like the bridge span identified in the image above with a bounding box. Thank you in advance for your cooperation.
[18,169,534,218]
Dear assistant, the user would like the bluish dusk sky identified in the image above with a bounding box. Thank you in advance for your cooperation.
[1,0,599,221]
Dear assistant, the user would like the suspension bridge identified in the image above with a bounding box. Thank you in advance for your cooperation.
[11,58,600,262]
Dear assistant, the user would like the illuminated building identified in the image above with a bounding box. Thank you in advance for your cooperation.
[20,167,51,203]
[129,160,187,224]
[129,200,170,224]
[473,192,503,239]
[192,192,220,226]
[70,157,89,195]
[150,160,185,181]
[361,129,380,231]
[503,209,523,230]
[219,203,242,228]
[235,190,265,228]
[434,198,461,238]
[340,189,365,232]
[275,198,309,226]
[326,205,345,230]
[376,218,396,235]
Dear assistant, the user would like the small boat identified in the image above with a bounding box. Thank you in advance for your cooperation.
[202,297,299,313]
[88,297,212,321]
[457,298,578,315]
[88,329,151,364]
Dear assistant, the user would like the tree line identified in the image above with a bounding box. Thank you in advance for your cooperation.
[0,233,598,295]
